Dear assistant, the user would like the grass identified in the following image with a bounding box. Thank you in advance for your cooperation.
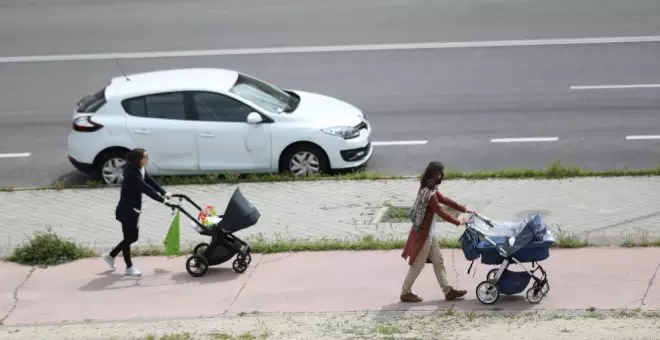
[141,330,267,340]
[2,160,660,192]
[4,226,99,267]
[6,224,660,267]
[381,204,461,223]
[26,309,660,340]
[620,227,660,247]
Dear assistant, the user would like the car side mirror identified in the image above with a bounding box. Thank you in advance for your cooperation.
[246,112,263,124]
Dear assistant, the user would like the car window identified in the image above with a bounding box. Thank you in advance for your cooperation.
[229,73,292,114]
[122,92,186,120]
[122,97,147,117]
[145,92,186,120]
[192,91,254,123]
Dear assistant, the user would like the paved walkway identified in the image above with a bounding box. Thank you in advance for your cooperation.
[1,247,659,326]
[2,177,660,257]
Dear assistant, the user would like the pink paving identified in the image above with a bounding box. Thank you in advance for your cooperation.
[1,248,659,325]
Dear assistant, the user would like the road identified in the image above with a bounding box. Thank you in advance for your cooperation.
[0,0,659,187]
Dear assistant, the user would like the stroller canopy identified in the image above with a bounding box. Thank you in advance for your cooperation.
[219,188,261,233]
[470,213,555,258]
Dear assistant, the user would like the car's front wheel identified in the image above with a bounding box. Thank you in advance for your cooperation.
[281,143,329,176]
[96,149,128,185]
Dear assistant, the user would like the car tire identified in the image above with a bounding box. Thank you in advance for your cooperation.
[281,143,329,176]
[95,149,128,185]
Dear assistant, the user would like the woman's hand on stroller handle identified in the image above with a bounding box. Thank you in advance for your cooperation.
[163,200,179,208]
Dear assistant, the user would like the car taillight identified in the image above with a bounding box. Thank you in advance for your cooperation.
[72,116,103,132]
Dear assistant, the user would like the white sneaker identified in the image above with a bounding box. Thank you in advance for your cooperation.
[102,254,116,271]
[125,267,142,277]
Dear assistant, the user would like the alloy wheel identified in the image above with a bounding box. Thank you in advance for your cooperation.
[101,157,126,184]
[289,151,320,176]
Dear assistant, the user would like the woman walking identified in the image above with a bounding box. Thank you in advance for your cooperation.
[102,148,171,277]
[400,161,473,302]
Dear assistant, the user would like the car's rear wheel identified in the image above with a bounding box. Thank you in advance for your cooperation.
[281,143,329,176]
[95,149,128,185]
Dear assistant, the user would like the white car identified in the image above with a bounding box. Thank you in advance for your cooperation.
[67,68,373,184]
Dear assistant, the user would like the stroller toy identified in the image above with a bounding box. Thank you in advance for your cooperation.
[166,188,260,277]
[460,212,555,305]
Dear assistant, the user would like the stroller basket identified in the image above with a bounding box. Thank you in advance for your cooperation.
[498,269,532,295]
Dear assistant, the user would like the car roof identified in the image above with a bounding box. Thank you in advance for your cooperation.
[104,68,240,99]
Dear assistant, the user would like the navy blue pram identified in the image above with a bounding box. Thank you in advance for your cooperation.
[460,212,555,305]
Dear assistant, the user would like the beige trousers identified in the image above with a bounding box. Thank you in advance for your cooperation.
[401,236,451,295]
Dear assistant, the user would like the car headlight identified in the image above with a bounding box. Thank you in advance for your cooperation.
[321,126,360,139]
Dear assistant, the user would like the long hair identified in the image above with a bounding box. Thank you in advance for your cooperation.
[419,161,445,189]
[125,148,146,169]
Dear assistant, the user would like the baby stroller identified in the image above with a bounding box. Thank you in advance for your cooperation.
[460,212,555,305]
[167,188,259,277]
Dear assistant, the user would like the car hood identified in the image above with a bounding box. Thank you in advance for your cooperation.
[289,90,364,127]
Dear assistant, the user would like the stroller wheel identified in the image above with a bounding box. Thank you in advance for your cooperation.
[526,285,544,304]
[186,255,209,278]
[238,252,252,265]
[193,243,210,256]
[541,281,550,295]
[476,280,500,305]
[486,269,498,281]
[232,259,248,273]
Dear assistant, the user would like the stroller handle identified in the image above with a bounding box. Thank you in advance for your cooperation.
[171,193,203,211]
[468,212,496,228]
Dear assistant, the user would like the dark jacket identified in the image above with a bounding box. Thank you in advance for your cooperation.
[115,166,166,222]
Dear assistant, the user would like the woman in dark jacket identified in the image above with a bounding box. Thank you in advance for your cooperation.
[102,148,171,277]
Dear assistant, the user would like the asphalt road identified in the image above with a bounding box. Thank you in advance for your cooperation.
[0,0,659,188]
[1,0,660,56]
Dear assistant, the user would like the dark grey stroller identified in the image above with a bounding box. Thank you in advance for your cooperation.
[167,188,260,277]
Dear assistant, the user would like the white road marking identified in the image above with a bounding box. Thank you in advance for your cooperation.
[0,153,31,158]
[490,137,559,143]
[570,84,660,90]
[626,135,660,140]
[372,140,428,146]
[2,35,660,63]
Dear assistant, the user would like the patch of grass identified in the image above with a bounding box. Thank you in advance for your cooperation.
[7,160,660,192]
[444,160,660,180]
[554,227,590,248]
[379,207,594,249]
[621,228,660,247]
[381,204,469,223]
[5,226,99,266]
[7,225,660,266]
[0,186,15,192]
[375,323,401,335]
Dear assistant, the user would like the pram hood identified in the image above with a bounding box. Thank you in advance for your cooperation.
[468,212,556,257]
[218,188,261,233]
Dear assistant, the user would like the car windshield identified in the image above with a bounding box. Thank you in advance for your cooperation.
[229,73,295,114]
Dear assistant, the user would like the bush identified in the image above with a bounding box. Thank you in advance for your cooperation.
[6,227,98,266]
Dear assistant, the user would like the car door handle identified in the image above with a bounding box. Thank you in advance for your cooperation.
[199,132,215,138]
[134,129,150,135]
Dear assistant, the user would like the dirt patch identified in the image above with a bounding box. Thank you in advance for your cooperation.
[2,310,658,340]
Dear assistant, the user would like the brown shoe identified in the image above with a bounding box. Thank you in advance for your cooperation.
[400,292,423,303]
[444,288,467,301]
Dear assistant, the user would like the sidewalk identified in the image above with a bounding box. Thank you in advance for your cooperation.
[1,247,659,327]
[2,177,660,257]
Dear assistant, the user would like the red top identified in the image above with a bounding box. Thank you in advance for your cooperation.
[401,191,467,265]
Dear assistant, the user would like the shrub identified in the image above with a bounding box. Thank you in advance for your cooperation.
[6,227,98,266]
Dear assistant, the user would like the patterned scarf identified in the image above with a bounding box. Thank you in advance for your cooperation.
[409,186,436,232]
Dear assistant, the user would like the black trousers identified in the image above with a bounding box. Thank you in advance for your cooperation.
[109,214,140,268]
